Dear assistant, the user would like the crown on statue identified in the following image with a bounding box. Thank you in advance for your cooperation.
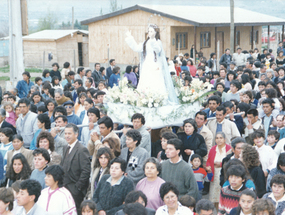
[148,23,159,29]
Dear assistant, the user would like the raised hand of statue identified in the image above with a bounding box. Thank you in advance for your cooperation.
[125,30,132,38]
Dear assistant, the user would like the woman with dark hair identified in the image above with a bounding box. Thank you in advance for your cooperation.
[277,81,285,96]
[227,70,237,84]
[276,51,285,67]
[30,91,45,108]
[51,76,63,90]
[90,147,114,198]
[266,81,282,98]
[136,157,165,210]
[206,132,231,208]
[0,153,31,187]
[42,69,52,83]
[156,182,192,214]
[7,135,33,169]
[30,113,51,150]
[45,99,57,120]
[37,165,77,214]
[177,118,207,162]
[102,137,121,157]
[86,69,95,88]
[50,62,61,81]
[133,65,140,84]
[241,74,252,90]
[75,92,87,117]
[99,67,107,81]
[36,131,61,166]
[241,144,266,198]
[267,153,285,192]
[80,98,95,124]
[93,157,135,215]
[124,65,137,87]
[42,82,52,100]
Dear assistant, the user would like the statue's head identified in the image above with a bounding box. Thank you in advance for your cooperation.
[148,24,160,40]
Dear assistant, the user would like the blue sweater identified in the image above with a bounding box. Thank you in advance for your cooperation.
[30,168,47,190]
[16,80,34,98]
[109,74,120,87]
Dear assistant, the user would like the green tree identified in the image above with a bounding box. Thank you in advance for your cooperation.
[109,0,122,13]
[37,11,58,30]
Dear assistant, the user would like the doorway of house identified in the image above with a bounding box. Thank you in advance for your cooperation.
[78,42,83,66]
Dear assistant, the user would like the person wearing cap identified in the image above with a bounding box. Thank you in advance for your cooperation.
[63,100,82,126]
[233,47,247,67]
[229,61,237,71]
[16,71,34,98]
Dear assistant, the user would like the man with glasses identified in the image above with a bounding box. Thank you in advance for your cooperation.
[15,98,38,148]
[62,101,82,126]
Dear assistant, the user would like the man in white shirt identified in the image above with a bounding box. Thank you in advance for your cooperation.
[233,47,247,67]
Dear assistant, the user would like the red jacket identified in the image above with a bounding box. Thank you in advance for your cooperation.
[206,144,231,182]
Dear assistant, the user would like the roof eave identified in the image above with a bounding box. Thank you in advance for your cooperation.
[199,22,285,27]
[80,4,199,26]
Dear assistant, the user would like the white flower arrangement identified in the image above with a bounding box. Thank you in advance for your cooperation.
[105,77,168,108]
[174,78,214,104]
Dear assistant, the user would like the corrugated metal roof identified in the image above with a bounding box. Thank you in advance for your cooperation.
[23,30,89,41]
[81,4,285,27]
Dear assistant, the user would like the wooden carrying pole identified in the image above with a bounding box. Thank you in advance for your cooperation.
[230,0,235,54]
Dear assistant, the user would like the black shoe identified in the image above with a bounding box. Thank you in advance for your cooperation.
[202,190,208,195]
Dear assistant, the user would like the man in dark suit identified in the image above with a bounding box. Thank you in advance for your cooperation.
[0,109,16,134]
[91,63,103,87]
[60,123,91,213]
[106,59,116,80]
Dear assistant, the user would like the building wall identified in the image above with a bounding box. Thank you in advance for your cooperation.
[87,10,193,68]
[170,25,262,61]
[23,32,89,69]
[23,41,57,68]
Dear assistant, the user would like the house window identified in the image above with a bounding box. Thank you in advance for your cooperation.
[200,32,211,48]
[250,30,259,44]
[176,32,188,50]
[236,31,240,46]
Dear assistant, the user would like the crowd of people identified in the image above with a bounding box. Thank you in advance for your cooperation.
[0,43,285,215]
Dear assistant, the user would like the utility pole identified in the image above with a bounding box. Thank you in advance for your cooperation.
[9,0,25,87]
[72,7,74,29]
[230,0,235,55]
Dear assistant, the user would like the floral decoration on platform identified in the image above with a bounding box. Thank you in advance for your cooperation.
[105,77,213,108]
[105,77,168,108]
[173,78,214,104]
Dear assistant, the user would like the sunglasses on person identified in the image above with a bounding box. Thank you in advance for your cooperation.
[65,105,73,109]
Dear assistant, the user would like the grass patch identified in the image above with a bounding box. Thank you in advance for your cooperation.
[0,66,9,73]
[0,66,43,73]
[26,68,43,73]
[0,76,10,81]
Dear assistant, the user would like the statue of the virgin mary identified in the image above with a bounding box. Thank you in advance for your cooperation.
[125,24,178,104]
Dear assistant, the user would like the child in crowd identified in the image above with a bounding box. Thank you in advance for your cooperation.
[7,95,17,107]
[81,200,96,215]
[3,102,16,126]
[51,76,63,89]
[267,130,280,149]
[191,154,213,201]
[35,77,43,93]
[98,81,108,93]
[218,164,250,215]
[251,199,275,215]
[229,189,257,215]
[179,195,196,214]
